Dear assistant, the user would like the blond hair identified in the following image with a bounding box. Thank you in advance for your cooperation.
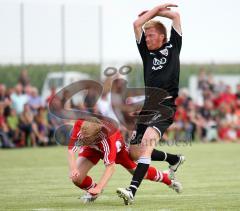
[144,20,167,43]
[81,117,102,138]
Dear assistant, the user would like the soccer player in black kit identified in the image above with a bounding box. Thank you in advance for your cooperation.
[117,3,185,205]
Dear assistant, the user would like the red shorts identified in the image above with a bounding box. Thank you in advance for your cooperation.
[78,146,136,170]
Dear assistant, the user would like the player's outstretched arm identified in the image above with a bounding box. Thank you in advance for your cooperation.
[88,163,115,195]
[67,149,79,179]
[157,9,182,34]
[133,3,178,41]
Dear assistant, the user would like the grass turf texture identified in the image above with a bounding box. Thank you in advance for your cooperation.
[1,143,240,210]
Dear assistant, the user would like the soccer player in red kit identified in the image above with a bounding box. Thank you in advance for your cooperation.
[67,117,182,204]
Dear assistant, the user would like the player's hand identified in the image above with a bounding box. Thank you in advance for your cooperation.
[158,3,178,9]
[156,7,171,15]
[156,4,178,17]
[69,168,80,179]
[88,187,102,195]
[140,3,178,16]
[138,10,148,17]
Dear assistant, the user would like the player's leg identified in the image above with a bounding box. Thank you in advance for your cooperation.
[71,156,96,189]
[71,148,102,203]
[117,126,159,204]
[130,121,185,172]
[143,166,183,193]
[74,156,100,203]
[152,149,185,172]
[130,145,184,172]
[117,146,167,185]
[150,120,185,172]
[117,147,182,192]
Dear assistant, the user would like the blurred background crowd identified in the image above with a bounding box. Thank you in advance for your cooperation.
[173,70,240,143]
[1,68,240,149]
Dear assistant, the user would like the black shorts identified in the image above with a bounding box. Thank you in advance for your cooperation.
[130,99,176,145]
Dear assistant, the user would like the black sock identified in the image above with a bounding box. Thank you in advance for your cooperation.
[151,149,166,161]
[129,163,149,196]
[151,149,179,165]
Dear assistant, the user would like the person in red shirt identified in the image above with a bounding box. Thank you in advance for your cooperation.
[68,117,182,204]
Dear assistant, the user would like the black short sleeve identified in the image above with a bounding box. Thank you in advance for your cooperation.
[136,31,148,61]
[169,27,182,53]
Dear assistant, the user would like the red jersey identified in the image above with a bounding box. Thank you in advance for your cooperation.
[68,119,125,166]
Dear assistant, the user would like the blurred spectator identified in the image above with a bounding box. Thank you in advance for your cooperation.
[0,103,14,148]
[236,84,240,100]
[19,103,36,146]
[198,100,218,141]
[218,120,237,141]
[215,85,236,107]
[35,107,49,146]
[28,87,43,113]
[175,88,191,109]
[214,81,227,94]
[97,77,119,122]
[24,84,33,96]
[173,105,188,140]
[18,69,30,87]
[84,87,98,113]
[61,89,75,110]
[0,84,11,116]
[204,117,218,142]
[199,100,216,121]
[46,86,56,104]
[197,68,209,91]
[6,108,21,146]
[10,84,29,114]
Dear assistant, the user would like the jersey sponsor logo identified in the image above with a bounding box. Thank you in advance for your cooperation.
[152,57,167,71]
[159,49,168,56]
[152,66,163,70]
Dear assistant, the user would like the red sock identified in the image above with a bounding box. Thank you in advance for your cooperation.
[161,172,172,186]
[145,166,172,186]
[79,176,96,190]
[146,166,162,181]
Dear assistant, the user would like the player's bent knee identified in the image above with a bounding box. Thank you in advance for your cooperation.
[140,145,154,157]
[71,175,84,185]
[71,177,79,184]
[129,145,143,161]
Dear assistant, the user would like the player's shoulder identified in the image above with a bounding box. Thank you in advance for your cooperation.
[75,119,84,125]
[107,129,123,143]
[169,26,182,42]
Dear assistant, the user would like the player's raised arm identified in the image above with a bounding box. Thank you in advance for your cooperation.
[133,3,178,41]
[157,8,182,35]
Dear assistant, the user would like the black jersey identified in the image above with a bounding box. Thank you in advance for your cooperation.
[137,27,182,99]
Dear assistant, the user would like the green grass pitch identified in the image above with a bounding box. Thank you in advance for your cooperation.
[1,142,240,210]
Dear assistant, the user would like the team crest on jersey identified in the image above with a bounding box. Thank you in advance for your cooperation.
[159,49,168,56]
[152,57,167,71]
[116,140,122,152]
